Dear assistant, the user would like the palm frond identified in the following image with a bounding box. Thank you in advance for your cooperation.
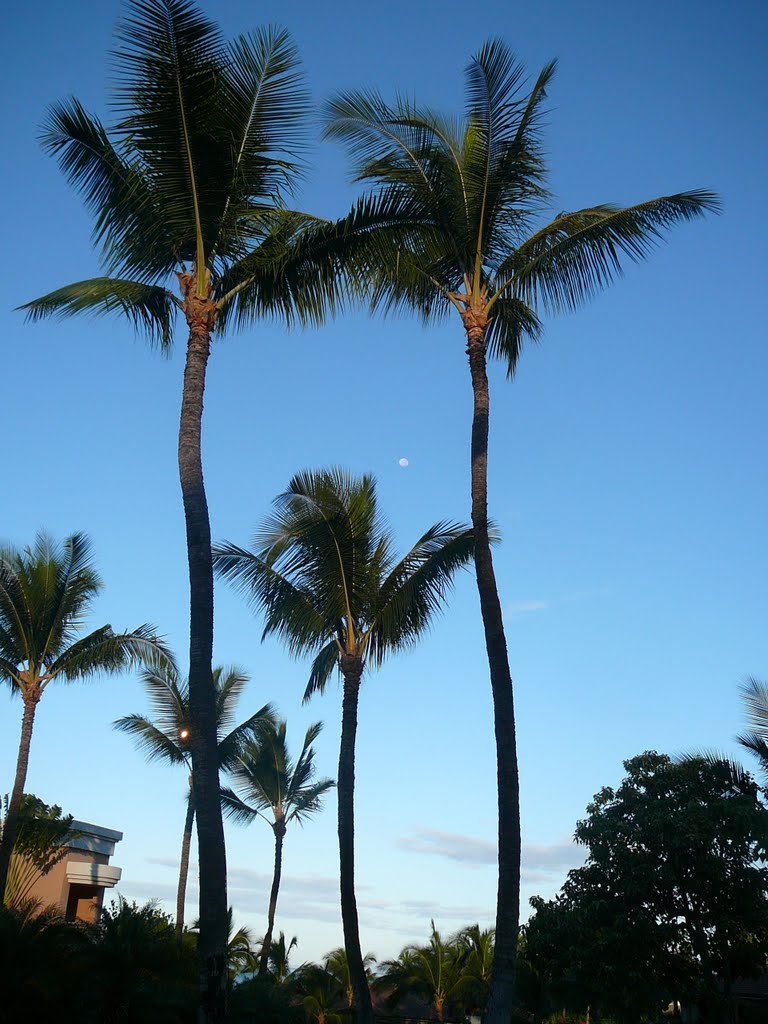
[19,278,180,351]
[219,26,308,206]
[213,541,328,657]
[739,677,768,735]
[45,623,172,683]
[113,712,187,765]
[219,785,261,826]
[303,639,340,702]
[506,192,721,314]
[112,0,225,278]
[366,522,475,665]
[39,97,172,280]
[485,295,542,377]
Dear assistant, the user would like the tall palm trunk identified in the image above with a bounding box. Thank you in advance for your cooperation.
[176,788,196,944]
[464,312,522,1024]
[0,690,40,902]
[178,275,228,1023]
[338,655,374,1024]
[259,819,286,978]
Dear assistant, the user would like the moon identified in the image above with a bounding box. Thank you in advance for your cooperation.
[398,457,409,468]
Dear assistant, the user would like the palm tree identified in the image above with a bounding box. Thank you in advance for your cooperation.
[0,531,169,904]
[292,963,345,1024]
[20,4,349,1012]
[324,946,376,1010]
[455,924,495,1017]
[213,468,475,1024]
[376,921,465,1022]
[114,663,274,942]
[221,719,334,978]
[322,42,720,1022]
[269,930,299,986]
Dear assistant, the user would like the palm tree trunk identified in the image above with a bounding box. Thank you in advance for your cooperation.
[176,789,196,945]
[258,821,285,978]
[338,657,374,1024]
[465,318,521,1024]
[0,692,40,903]
[178,288,228,1024]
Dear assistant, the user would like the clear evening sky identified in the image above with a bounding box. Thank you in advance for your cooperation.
[2,0,766,963]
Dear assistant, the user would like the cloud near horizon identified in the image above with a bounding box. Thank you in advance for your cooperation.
[504,599,549,618]
[396,827,585,879]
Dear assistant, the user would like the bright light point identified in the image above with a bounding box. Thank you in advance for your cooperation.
[179,729,189,740]
[399,458,409,467]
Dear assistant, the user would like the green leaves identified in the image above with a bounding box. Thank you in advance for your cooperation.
[506,192,722,315]
[114,660,275,772]
[223,719,334,828]
[324,39,719,363]
[0,533,169,687]
[19,278,180,351]
[25,0,337,340]
[214,468,473,698]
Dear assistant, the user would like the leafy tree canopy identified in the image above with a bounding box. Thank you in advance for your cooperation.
[525,752,768,1023]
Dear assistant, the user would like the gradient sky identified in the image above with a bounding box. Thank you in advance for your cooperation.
[2,0,766,965]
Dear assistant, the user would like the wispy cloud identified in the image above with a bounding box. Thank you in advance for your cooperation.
[504,599,549,618]
[396,828,496,866]
[397,828,585,879]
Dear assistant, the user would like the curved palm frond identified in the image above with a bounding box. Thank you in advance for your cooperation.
[113,713,188,766]
[19,278,180,351]
[503,192,721,314]
[39,97,173,280]
[46,623,172,683]
[366,521,475,665]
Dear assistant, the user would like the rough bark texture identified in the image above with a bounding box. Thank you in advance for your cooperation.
[338,656,374,1024]
[0,690,40,902]
[176,788,196,945]
[464,311,522,1024]
[178,277,228,1024]
[258,820,285,978]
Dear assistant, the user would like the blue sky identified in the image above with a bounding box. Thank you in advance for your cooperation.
[2,0,766,964]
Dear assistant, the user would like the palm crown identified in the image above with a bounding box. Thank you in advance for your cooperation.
[0,531,169,901]
[222,720,334,828]
[324,40,720,372]
[213,467,476,698]
[21,0,344,344]
[114,663,274,773]
[0,532,169,688]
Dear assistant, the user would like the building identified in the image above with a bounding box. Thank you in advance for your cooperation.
[25,819,123,923]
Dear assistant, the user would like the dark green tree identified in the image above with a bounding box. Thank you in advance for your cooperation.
[323,43,719,1023]
[21,4,349,1013]
[526,752,768,1023]
[221,719,334,977]
[214,468,475,1024]
[114,663,274,941]
[0,532,169,905]
[1,794,74,910]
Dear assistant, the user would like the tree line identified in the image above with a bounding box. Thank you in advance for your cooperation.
[4,0,720,1019]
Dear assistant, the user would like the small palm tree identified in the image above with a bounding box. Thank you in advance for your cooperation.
[455,924,495,1017]
[20,5,351,1006]
[214,468,475,1024]
[269,930,298,986]
[0,532,169,903]
[324,946,376,1009]
[323,42,720,1022]
[376,921,465,1022]
[292,964,345,1024]
[221,719,334,978]
[114,663,274,941]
